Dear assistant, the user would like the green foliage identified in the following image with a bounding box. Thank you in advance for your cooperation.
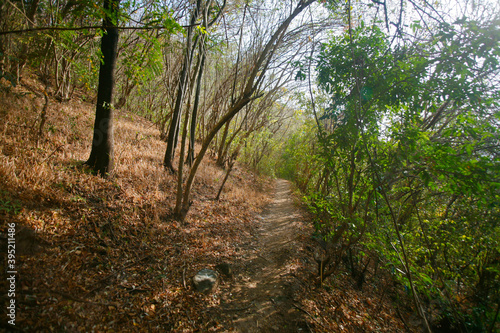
[287,16,500,330]
[120,31,164,88]
[0,190,21,215]
[123,1,182,35]
[276,121,317,181]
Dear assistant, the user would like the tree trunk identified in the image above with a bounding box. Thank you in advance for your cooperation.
[174,0,316,220]
[115,79,136,109]
[176,96,253,218]
[174,93,191,220]
[216,118,232,167]
[216,159,234,200]
[220,124,244,166]
[187,41,207,166]
[163,0,201,173]
[163,55,189,172]
[37,89,49,141]
[85,0,120,176]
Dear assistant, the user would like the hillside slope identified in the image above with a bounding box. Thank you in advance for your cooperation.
[0,72,273,331]
[1,73,413,332]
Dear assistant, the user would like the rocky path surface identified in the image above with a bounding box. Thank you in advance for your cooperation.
[217,179,312,332]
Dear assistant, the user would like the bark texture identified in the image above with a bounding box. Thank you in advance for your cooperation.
[85,0,120,176]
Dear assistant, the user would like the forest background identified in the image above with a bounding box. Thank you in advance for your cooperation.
[1,0,499,331]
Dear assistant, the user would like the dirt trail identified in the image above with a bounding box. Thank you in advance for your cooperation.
[217,179,311,332]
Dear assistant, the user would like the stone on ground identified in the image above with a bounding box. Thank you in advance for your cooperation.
[193,269,218,294]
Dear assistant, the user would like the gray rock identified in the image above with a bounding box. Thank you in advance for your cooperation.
[193,269,218,294]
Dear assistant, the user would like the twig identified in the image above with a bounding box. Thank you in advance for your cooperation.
[42,285,115,307]
[118,284,150,293]
[38,145,64,165]
[222,301,255,312]
[0,16,198,36]
[185,310,194,326]
[293,303,330,331]
[266,238,295,251]
[257,254,270,262]
[182,260,187,289]
[85,255,152,296]
[396,306,412,332]
[293,303,313,317]
[50,289,113,306]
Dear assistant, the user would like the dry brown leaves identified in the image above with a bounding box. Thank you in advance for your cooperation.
[0,72,413,332]
[0,72,274,332]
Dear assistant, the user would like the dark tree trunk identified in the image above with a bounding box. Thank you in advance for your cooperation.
[37,89,49,141]
[85,0,120,176]
[163,41,189,173]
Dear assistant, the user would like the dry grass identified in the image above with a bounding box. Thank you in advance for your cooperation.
[0,71,272,331]
[0,71,270,221]
[0,72,415,333]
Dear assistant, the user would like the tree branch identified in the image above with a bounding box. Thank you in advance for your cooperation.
[0,23,198,36]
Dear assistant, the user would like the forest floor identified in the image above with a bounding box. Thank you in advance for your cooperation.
[211,179,415,333]
[1,72,417,332]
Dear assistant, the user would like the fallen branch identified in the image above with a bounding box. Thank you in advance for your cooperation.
[85,254,152,296]
[293,303,330,331]
[38,145,65,165]
[293,303,312,316]
[257,254,271,262]
[396,306,412,332]
[42,284,116,307]
[266,238,296,252]
[118,284,150,293]
[222,301,255,312]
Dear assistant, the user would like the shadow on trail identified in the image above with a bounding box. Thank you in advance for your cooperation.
[217,179,311,332]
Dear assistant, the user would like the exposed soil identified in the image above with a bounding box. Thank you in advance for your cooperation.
[212,179,413,333]
[1,75,413,332]
[216,179,312,332]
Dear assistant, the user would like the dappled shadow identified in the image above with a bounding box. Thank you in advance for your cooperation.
[214,179,311,332]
